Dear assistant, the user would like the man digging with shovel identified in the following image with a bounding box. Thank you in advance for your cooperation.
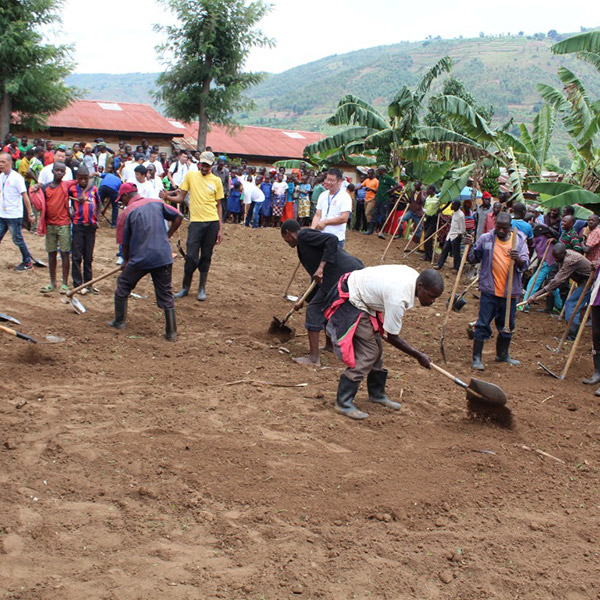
[323,265,444,419]
[280,219,363,366]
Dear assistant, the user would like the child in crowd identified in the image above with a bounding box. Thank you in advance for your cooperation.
[271,173,287,228]
[226,181,243,223]
[353,174,367,231]
[282,174,296,221]
[297,175,312,226]
[259,174,272,227]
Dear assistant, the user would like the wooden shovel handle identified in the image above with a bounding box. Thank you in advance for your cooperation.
[0,324,37,343]
[283,261,301,296]
[555,272,595,352]
[502,229,518,331]
[66,266,122,298]
[281,280,317,325]
[442,242,472,329]
[523,238,551,303]
[561,298,595,379]
[430,362,468,389]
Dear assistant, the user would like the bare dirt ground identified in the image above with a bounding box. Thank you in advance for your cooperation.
[1,220,599,600]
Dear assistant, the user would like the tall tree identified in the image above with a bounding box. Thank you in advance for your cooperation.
[154,0,273,151]
[0,0,77,139]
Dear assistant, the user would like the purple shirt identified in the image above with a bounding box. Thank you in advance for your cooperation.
[468,230,530,298]
[532,235,556,267]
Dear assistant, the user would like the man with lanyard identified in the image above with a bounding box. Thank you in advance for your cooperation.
[0,152,35,271]
[528,242,592,340]
[111,183,183,340]
[466,212,530,370]
[323,265,444,419]
[280,219,364,366]
[161,151,224,301]
[311,167,352,249]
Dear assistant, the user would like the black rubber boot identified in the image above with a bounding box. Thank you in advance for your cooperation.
[164,308,177,342]
[583,353,600,385]
[566,324,578,341]
[472,339,485,371]
[334,374,369,420]
[362,222,375,236]
[175,271,192,299]
[108,297,127,329]
[495,336,520,365]
[197,272,208,301]
[367,369,401,410]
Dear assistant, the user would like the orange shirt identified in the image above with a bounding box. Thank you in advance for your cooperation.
[363,177,379,202]
[492,237,512,297]
[45,184,71,226]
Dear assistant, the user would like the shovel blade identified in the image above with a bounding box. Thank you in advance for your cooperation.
[468,377,507,406]
[269,316,293,340]
[537,361,562,379]
[0,312,21,325]
[70,296,87,315]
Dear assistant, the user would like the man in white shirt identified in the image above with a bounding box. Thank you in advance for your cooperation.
[145,164,164,199]
[38,148,73,185]
[324,265,444,419]
[143,150,164,177]
[133,165,155,199]
[311,168,352,248]
[121,153,145,184]
[168,153,195,189]
[435,200,466,271]
[0,152,35,271]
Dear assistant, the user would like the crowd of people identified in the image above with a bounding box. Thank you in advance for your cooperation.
[2,131,600,417]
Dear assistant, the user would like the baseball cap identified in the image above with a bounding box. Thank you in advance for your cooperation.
[199,151,215,165]
[482,191,492,199]
[116,182,138,202]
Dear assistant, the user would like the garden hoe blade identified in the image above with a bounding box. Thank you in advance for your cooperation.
[177,240,186,259]
[0,312,21,325]
[70,295,87,315]
[537,361,561,379]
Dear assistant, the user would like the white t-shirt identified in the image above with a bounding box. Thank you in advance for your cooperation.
[448,209,466,241]
[121,161,139,184]
[135,179,155,199]
[0,170,27,219]
[145,177,164,199]
[250,186,265,204]
[169,161,195,188]
[38,163,74,186]
[97,151,108,170]
[242,179,256,205]
[143,159,164,176]
[348,265,418,336]
[272,181,287,196]
[316,188,352,241]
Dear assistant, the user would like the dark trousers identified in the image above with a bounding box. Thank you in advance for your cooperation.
[244,202,255,227]
[437,235,462,270]
[592,306,600,353]
[116,262,174,310]
[71,224,96,287]
[99,185,119,227]
[0,217,31,262]
[370,202,388,226]
[474,291,517,341]
[423,215,438,261]
[183,220,219,280]
[353,202,367,231]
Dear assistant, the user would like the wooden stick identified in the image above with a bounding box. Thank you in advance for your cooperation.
[378,193,404,237]
[520,444,565,464]
[66,266,122,298]
[523,239,552,303]
[517,292,548,308]
[223,379,308,388]
[404,223,446,258]
[402,213,426,253]
[502,228,518,334]
[431,212,441,264]
[559,281,577,320]
[283,260,301,297]
[381,215,403,262]
[561,295,594,379]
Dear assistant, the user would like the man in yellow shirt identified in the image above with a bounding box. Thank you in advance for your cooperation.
[161,151,224,301]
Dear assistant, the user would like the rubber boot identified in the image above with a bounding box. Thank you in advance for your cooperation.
[495,336,520,365]
[175,271,192,299]
[472,339,485,371]
[595,386,600,397]
[197,272,208,301]
[566,324,578,341]
[334,374,369,420]
[108,296,127,329]
[164,308,177,342]
[367,369,401,410]
[583,352,600,385]
[362,222,375,236]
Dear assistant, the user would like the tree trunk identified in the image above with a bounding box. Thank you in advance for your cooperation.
[196,61,212,152]
[0,82,11,141]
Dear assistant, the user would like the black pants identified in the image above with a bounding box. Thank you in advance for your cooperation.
[184,220,219,279]
[116,263,174,310]
[591,306,600,353]
[437,235,462,270]
[353,202,367,231]
[98,185,119,228]
[72,224,96,287]
[423,215,438,261]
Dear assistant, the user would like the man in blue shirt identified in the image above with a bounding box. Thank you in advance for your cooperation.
[99,171,123,228]
[511,202,534,241]
[110,183,183,341]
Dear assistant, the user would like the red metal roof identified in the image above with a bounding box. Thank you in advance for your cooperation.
[45,100,184,136]
[177,122,323,159]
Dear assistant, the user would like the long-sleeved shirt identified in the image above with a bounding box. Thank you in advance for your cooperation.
[540,250,592,295]
[447,209,466,241]
[468,230,530,298]
[560,228,583,253]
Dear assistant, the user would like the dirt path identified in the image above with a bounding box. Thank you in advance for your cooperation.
[1,222,598,599]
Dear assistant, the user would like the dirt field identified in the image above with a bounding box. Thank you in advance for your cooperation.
[1,221,599,600]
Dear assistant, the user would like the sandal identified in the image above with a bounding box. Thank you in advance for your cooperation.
[40,284,56,293]
[59,284,70,294]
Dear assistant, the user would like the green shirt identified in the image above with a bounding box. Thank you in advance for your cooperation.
[375,174,397,206]
[311,183,325,204]
[424,196,441,217]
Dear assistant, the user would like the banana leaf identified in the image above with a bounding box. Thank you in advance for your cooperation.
[529,182,583,195]
[437,164,475,206]
[326,98,389,130]
[430,95,496,143]
[552,30,600,55]
[539,189,600,208]
[407,161,454,185]
[304,127,376,156]
[413,126,480,145]
[274,159,317,170]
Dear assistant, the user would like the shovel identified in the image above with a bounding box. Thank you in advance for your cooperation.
[0,312,21,325]
[31,256,47,268]
[269,281,317,339]
[283,260,302,301]
[62,266,122,314]
[0,324,37,343]
[451,276,479,312]
[501,228,518,334]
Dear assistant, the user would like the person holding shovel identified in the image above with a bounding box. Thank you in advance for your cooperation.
[110,182,183,341]
[280,219,364,366]
[466,212,530,371]
[323,265,444,420]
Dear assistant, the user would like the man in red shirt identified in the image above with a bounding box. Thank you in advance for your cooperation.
[31,162,72,293]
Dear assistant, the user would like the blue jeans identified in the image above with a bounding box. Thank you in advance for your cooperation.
[524,262,562,309]
[400,209,423,238]
[0,217,31,262]
[474,291,517,341]
[565,283,591,326]
[252,201,264,228]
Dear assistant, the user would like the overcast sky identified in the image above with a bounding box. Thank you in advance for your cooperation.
[55,0,594,74]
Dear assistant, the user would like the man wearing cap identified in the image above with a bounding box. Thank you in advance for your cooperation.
[212,156,230,223]
[111,182,183,340]
[161,151,224,301]
[475,191,493,239]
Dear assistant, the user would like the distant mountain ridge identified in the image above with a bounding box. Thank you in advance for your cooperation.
[66,32,600,137]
